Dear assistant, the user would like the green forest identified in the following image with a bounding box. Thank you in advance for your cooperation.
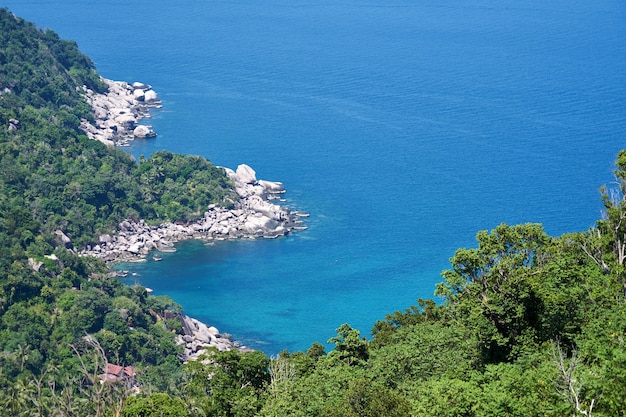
[1,7,625,417]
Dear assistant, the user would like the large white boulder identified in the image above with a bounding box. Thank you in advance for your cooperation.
[55,230,71,244]
[245,195,283,220]
[99,234,112,244]
[133,89,146,101]
[223,167,236,180]
[115,113,137,129]
[133,125,156,138]
[258,180,285,193]
[144,90,159,103]
[127,243,142,254]
[242,214,279,233]
[235,164,257,184]
[132,82,149,90]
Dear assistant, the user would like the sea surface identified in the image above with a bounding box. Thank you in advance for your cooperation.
[5,0,626,355]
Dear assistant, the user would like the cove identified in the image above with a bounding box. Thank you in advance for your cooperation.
[4,0,626,355]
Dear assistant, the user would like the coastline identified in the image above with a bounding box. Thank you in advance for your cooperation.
[79,78,307,359]
[80,163,307,263]
[80,77,160,146]
[177,314,254,361]
[79,77,306,265]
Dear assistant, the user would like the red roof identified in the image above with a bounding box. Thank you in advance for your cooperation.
[105,363,124,376]
[124,366,135,377]
[98,364,135,383]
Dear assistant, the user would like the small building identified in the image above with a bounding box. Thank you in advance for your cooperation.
[98,363,136,387]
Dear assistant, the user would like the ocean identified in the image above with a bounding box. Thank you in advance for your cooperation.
[4,0,626,355]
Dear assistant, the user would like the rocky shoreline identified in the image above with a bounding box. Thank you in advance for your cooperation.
[80,164,305,359]
[80,77,161,146]
[78,78,307,359]
[80,163,307,263]
[78,78,307,264]
[177,315,253,362]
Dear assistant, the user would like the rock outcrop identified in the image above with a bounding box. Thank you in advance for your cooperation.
[80,77,160,146]
[80,164,307,263]
[8,118,19,131]
[176,315,252,362]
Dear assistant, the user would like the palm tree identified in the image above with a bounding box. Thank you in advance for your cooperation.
[2,379,33,416]
[15,343,30,372]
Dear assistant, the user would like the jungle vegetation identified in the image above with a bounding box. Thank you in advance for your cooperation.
[1,7,625,417]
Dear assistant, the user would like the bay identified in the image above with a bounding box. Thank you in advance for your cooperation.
[5,0,626,355]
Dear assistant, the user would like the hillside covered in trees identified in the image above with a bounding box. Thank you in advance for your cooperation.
[1,7,625,417]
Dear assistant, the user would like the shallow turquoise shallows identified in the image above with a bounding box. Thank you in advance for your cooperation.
[6,0,626,355]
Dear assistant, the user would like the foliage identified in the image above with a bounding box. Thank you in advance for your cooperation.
[184,348,271,417]
[122,393,189,417]
[0,7,237,250]
[0,8,231,410]
[327,323,369,366]
[2,7,626,417]
[436,223,552,362]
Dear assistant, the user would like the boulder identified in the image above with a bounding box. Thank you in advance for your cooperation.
[94,107,108,120]
[235,164,257,184]
[28,258,44,272]
[115,114,137,130]
[223,167,236,181]
[132,82,149,90]
[55,230,72,244]
[245,195,282,219]
[144,90,159,103]
[133,89,146,101]
[234,183,268,199]
[191,342,204,353]
[133,125,156,138]
[258,180,285,193]
[242,215,279,233]
[99,234,112,244]
[99,137,115,146]
[127,243,141,254]
[8,118,19,131]
[111,107,132,116]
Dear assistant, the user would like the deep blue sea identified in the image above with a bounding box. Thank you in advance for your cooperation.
[5,0,626,355]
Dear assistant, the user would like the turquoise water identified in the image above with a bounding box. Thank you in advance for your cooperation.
[5,0,626,354]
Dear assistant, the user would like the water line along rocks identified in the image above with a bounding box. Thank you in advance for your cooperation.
[80,164,305,360]
[80,78,161,146]
[77,79,306,358]
[177,315,253,362]
[80,163,306,263]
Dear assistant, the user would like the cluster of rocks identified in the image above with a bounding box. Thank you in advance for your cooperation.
[7,118,19,131]
[177,315,252,362]
[80,164,307,263]
[79,77,161,146]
